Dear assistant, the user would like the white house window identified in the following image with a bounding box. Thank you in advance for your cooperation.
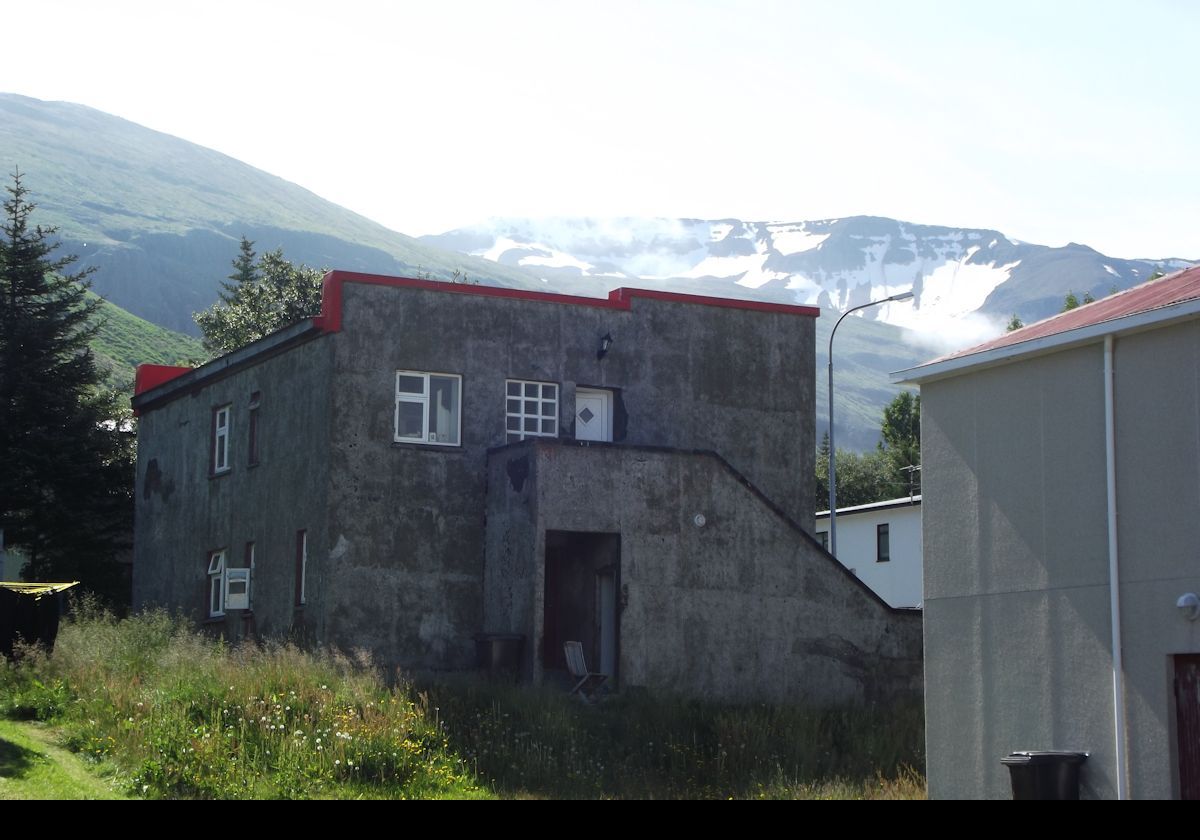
[212,405,232,474]
[226,568,251,611]
[877,523,891,563]
[395,371,461,446]
[208,550,226,617]
[295,529,308,607]
[506,380,558,442]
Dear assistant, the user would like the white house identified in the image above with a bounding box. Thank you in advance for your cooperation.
[815,497,922,609]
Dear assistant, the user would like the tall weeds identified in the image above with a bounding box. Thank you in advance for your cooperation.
[1,604,924,799]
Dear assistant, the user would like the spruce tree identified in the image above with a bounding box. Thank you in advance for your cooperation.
[0,170,132,599]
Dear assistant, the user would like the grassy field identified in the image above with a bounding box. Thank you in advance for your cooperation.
[0,719,129,800]
[0,606,925,799]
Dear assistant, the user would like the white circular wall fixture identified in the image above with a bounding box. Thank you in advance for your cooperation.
[693,514,707,528]
[1177,592,1200,621]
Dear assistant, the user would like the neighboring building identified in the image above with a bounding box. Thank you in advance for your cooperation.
[896,265,1200,799]
[133,271,922,703]
[815,497,922,609]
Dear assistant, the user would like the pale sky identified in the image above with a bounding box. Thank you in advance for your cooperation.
[4,0,1196,259]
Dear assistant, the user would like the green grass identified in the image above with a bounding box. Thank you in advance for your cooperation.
[0,718,130,800]
[1,605,924,799]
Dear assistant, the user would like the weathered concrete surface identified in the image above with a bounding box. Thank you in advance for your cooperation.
[134,332,334,642]
[324,282,815,670]
[921,324,1200,799]
[484,441,923,704]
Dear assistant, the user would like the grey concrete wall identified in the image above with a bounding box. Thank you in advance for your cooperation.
[1111,322,1200,799]
[134,335,335,643]
[324,282,816,671]
[485,442,923,704]
[922,325,1200,799]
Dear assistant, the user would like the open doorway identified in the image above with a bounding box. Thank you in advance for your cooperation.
[543,531,620,683]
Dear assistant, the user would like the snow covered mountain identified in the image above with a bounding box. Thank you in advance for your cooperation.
[423,216,1192,352]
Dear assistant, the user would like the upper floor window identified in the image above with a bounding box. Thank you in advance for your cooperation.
[248,391,261,466]
[877,523,890,563]
[208,549,226,617]
[394,371,461,446]
[212,405,232,474]
[506,380,558,442]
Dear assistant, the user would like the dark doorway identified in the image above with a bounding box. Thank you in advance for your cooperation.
[543,531,620,682]
[1176,654,1200,799]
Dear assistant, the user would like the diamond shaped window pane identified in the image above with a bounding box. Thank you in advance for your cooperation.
[579,407,595,424]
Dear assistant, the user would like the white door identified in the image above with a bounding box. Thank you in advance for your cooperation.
[574,389,612,442]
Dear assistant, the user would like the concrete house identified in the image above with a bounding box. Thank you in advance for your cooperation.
[133,271,922,703]
[815,497,923,609]
[896,265,1200,799]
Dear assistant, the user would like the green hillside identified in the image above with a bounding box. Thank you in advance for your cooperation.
[89,293,203,390]
[0,93,546,333]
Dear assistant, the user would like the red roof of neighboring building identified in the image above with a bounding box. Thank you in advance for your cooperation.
[926,264,1200,365]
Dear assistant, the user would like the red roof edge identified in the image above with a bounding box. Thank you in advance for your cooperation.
[311,270,819,333]
[133,364,193,415]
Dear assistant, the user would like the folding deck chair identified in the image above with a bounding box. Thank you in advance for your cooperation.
[563,640,608,701]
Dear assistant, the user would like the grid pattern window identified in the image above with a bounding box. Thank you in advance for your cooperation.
[394,372,461,446]
[506,380,558,442]
[877,523,890,563]
[212,405,232,474]
[207,550,226,617]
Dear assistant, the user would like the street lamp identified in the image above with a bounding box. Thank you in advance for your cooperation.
[827,290,914,557]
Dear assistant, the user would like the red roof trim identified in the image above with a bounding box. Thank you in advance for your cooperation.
[926,264,1200,366]
[311,270,819,333]
[134,364,192,397]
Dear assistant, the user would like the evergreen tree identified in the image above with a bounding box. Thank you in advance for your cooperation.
[0,170,132,599]
[194,244,323,356]
[1062,291,1081,311]
[1006,314,1024,332]
[220,235,258,302]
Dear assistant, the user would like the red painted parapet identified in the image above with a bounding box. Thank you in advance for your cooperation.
[133,363,192,402]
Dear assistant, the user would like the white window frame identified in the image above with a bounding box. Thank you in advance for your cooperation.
[394,371,462,446]
[296,530,308,607]
[505,379,559,442]
[212,404,232,474]
[226,567,251,611]
[207,550,226,617]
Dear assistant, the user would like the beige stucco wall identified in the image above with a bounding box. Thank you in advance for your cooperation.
[922,322,1200,798]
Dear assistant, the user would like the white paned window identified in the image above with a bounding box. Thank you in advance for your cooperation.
[212,405,232,474]
[505,380,558,443]
[208,550,226,617]
[226,568,251,611]
[394,371,462,446]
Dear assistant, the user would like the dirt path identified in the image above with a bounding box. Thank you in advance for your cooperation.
[0,719,131,800]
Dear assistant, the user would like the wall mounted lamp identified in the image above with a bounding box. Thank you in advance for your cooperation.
[597,332,614,360]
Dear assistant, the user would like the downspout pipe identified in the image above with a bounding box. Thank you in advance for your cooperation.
[1105,334,1129,799]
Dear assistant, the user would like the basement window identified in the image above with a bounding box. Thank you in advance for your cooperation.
[505,380,558,442]
[395,371,461,446]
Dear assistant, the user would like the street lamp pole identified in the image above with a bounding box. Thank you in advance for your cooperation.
[827,290,914,557]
